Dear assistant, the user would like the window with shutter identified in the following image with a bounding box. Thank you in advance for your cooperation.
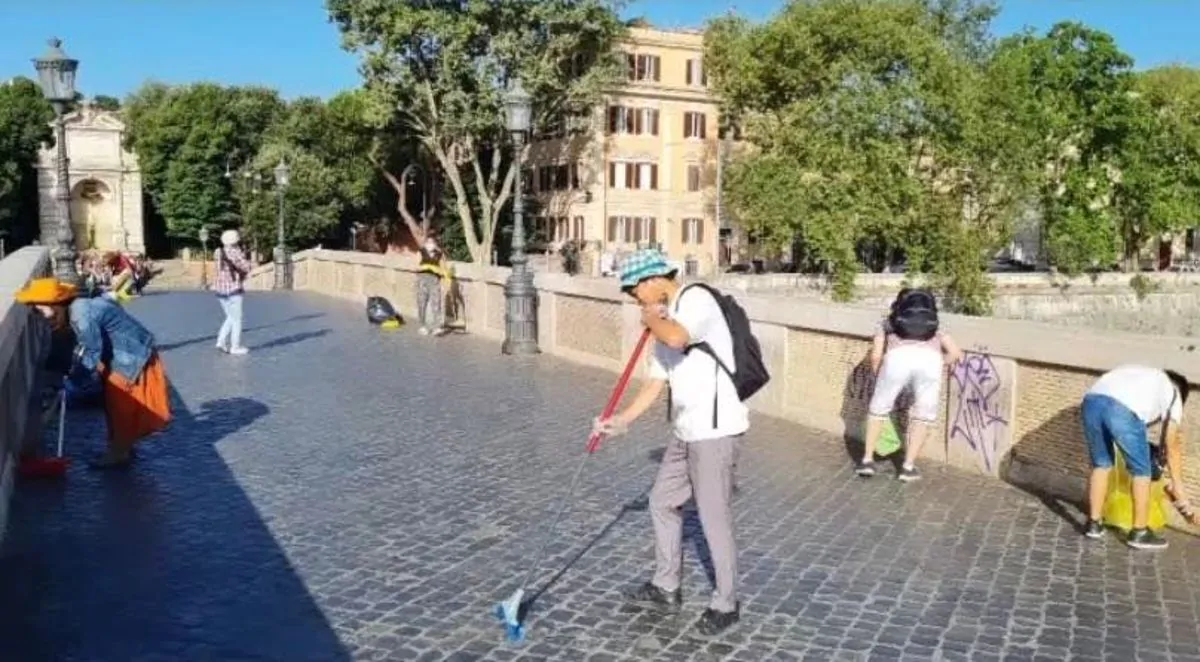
[649,109,659,136]
[608,106,618,133]
[608,162,617,187]
[686,60,694,86]
[633,217,643,243]
[573,216,585,240]
[650,164,658,190]
[625,163,636,189]
[608,217,618,242]
[687,165,700,192]
[633,108,643,134]
[648,217,658,243]
[697,219,705,244]
[570,164,580,189]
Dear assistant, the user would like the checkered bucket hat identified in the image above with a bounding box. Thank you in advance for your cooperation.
[618,249,678,291]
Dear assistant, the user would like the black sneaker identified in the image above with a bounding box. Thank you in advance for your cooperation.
[897,465,921,482]
[624,581,682,611]
[695,604,740,636]
[855,460,876,477]
[1083,519,1105,539]
[1126,528,1168,550]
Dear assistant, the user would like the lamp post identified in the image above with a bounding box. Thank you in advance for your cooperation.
[32,38,81,285]
[272,158,290,290]
[501,78,539,355]
[199,226,210,290]
[350,224,358,251]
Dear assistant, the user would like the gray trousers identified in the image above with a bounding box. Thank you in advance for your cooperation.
[415,272,443,330]
[650,435,739,612]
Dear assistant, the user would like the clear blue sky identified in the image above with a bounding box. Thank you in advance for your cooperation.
[2,1,1197,101]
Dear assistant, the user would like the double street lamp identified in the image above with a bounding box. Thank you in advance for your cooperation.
[501,77,539,355]
[32,38,81,285]
[272,158,291,290]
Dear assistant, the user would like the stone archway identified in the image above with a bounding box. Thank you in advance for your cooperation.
[69,178,116,250]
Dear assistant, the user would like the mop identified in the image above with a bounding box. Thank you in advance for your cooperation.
[494,328,652,643]
[18,383,70,478]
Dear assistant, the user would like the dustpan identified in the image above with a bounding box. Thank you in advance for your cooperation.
[18,388,69,479]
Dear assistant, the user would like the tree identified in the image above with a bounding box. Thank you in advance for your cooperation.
[123,82,286,241]
[0,77,54,245]
[990,23,1138,274]
[706,0,1033,311]
[91,95,121,111]
[1110,66,1200,269]
[328,0,627,264]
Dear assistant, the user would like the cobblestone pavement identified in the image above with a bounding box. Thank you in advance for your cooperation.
[4,291,1200,662]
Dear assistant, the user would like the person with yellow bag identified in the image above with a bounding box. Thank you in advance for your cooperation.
[1081,365,1198,550]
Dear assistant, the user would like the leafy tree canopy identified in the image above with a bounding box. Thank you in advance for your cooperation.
[328,0,628,263]
[0,77,54,242]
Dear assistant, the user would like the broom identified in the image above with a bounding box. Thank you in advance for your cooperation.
[494,328,653,643]
[18,386,70,478]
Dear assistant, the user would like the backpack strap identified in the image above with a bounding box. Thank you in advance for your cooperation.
[671,282,728,429]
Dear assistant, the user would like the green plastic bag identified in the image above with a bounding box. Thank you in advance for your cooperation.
[877,419,902,457]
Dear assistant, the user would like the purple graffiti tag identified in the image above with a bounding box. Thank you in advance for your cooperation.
[949,353,1009,471]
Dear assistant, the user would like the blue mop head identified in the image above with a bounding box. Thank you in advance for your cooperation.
[494,588,526,643]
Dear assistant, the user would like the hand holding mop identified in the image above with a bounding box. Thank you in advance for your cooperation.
[495,328,652,643]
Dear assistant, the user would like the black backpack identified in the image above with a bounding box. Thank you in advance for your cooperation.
[888,288,939,341]
[676,283,771,427]
[366,296,400,325]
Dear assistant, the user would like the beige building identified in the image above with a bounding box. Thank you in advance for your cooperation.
[36,102,146,254]
[524,26,739,276]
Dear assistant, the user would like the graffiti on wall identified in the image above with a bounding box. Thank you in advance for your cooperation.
[949,352,1010,472]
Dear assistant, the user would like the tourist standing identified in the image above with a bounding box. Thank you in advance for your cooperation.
[214,229,251,355]
[594,248,747,636]
[856,288,962,482]
[15,277,172,468]
[1081,365,1197,549]
[415,234,447,336]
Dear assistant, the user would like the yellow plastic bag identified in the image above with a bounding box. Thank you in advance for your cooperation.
[1103,450,1168,532]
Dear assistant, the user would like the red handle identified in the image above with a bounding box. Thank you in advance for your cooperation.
[586,329,652,453]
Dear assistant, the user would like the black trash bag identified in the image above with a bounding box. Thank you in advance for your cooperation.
[366,296,400,325]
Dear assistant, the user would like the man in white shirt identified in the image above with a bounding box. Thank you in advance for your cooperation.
[594,249,747,636]
[1081,364,1195,549]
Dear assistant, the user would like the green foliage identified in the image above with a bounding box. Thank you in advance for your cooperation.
[328,0,627,263]
[707,0,1030,310]
[0,77,53,243]
[91,95,121,111]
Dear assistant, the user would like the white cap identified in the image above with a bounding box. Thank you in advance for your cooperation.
[220,229,239,246]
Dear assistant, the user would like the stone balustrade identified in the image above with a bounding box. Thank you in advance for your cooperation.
[248,249,1200,531]
[0,247,53,541]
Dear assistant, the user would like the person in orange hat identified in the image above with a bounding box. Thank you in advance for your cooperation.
[15,277,172,468]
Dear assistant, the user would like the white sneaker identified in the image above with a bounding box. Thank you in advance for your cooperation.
[228,346,249,355]
[215,344,228,353]
[418,327,430,336]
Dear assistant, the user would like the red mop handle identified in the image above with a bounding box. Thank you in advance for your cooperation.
[586,328,652,453]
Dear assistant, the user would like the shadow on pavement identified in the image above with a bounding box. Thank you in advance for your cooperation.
[252,329,331,352]
[157,313,326,351]
[0,385,351,661]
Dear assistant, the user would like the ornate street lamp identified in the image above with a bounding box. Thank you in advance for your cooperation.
[501,77,538,355]
[33,37,81,285]
[199,226,210,290]
[272,158,291,290]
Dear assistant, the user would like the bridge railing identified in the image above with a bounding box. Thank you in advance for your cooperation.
[248,249,1200,533]
[0,247,52,541]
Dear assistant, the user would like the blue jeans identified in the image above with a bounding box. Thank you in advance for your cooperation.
[216,293,244,349]
[1081,394,1152,478]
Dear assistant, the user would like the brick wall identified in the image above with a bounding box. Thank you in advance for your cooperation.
[248,250,1200,531]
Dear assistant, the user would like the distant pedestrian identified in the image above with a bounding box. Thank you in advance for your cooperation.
[214,229,251,355]
[15,277,172,468]
[416,233,447,336]
[856,288,962,481]
[594,248,748,637]
[1081,365,1197,549]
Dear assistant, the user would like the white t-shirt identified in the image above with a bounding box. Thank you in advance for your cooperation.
[1087,364,1183,426]
[648,286,750,442]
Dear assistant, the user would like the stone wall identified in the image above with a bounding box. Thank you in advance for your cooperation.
[0,247,53,542]
[718,271,1200,336]
[247,250,1200,532]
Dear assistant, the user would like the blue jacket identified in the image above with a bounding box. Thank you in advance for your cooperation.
[69,297,157,383]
